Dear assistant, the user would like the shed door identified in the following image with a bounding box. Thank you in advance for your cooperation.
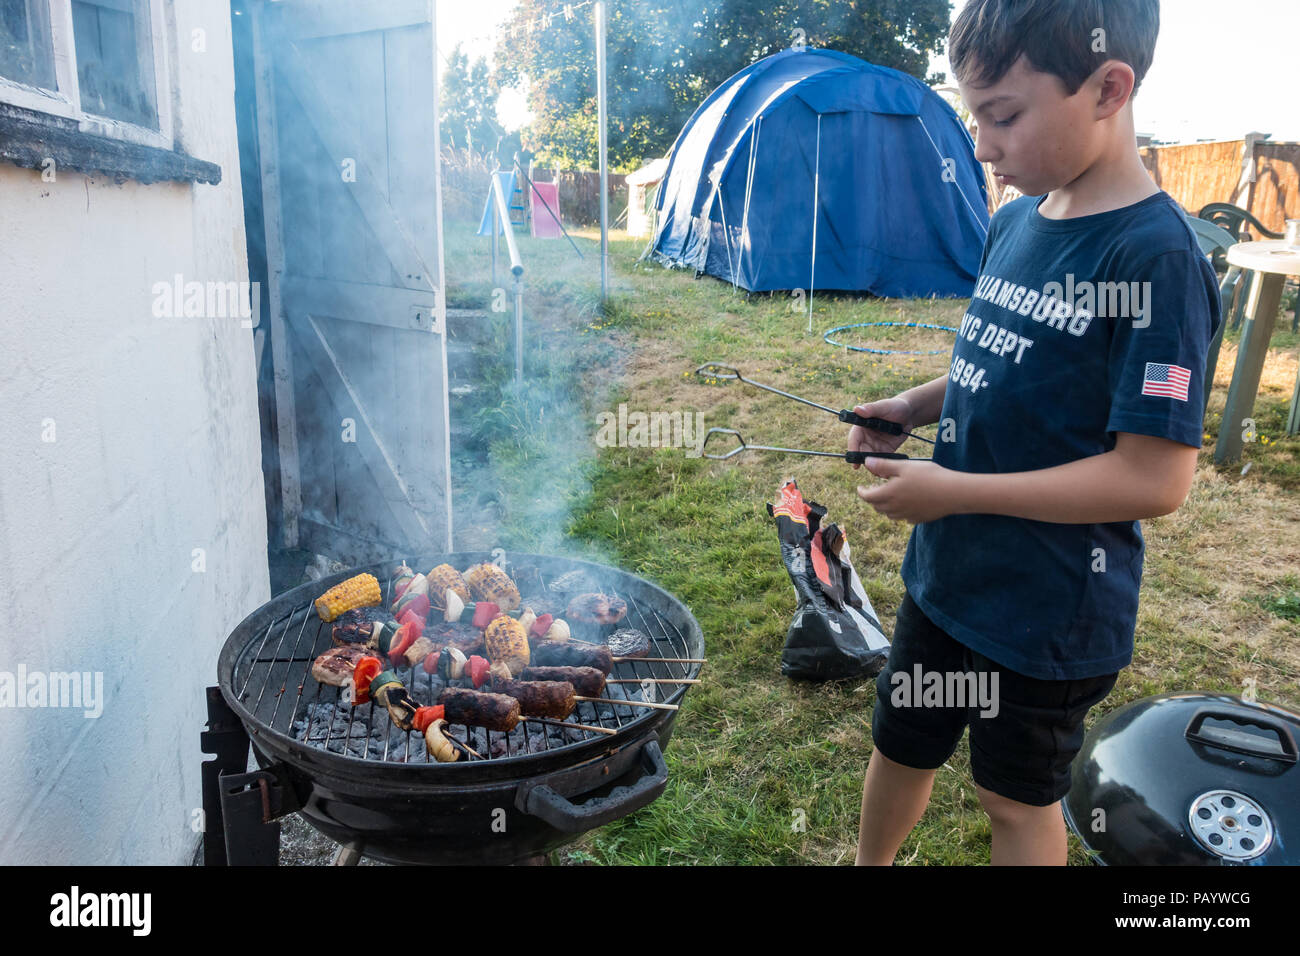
[252,0,450,564]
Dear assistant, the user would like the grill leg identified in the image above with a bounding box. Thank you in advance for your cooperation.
[201,686,253,866]
[218,770,283,866]
[331,842,364,866]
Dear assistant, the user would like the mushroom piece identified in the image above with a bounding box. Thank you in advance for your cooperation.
[544,619,571,642]
[424,718,460,762]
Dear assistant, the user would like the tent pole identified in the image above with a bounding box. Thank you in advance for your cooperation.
[596,0,609,303]
[715,178,738,292]
[740,117,760,290]
[916,115,989,240]
[808,114,821,335]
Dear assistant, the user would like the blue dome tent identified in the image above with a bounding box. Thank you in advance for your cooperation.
[644,48,989,299]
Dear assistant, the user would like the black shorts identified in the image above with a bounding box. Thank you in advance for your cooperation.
[870,590,1118,807]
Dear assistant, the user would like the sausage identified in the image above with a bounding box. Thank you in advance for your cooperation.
[530,640,612,673]
[520,665,606,698]
[438,687,520,732]
[493,679,576,719]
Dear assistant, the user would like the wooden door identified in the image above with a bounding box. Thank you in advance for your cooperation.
[251,0,450,564]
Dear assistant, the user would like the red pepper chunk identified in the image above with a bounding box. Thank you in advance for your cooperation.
[422,651,440,675]
[530,613,553,639]
[466,655,490,688]
[388,622,417,667]
[471,601,500,629]
[398,609,426,639]
[351,656,383,706]
[412,705,445,734]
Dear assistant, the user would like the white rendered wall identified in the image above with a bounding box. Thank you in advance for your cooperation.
[0,1,269,864]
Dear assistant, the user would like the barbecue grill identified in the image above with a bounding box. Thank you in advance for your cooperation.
[201,552,704,865]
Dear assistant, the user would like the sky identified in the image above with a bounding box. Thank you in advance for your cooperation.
[436,0,1300,143]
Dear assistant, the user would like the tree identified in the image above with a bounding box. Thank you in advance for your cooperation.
[440,44,503,157]
[495,0,952,171]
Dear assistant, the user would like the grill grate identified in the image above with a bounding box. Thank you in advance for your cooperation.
[230,559,698,764]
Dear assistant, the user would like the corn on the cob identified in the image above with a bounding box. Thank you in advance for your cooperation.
[427,564,470,610]
[484,614,530,675]
[464,563,521,612]
[314,573,382,622]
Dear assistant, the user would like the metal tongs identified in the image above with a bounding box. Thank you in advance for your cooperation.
[695,362,934,462]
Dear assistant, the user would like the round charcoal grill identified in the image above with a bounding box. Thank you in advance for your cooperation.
[213,552,704,865]
[1064,693,1298,866]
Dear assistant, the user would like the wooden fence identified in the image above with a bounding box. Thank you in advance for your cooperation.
[439,148,630,229]
[1139,139,1300,236]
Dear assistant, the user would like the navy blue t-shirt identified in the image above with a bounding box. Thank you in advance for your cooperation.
[901,190,1222,680]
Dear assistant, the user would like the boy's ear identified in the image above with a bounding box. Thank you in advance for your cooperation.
[1091,60,1136,118]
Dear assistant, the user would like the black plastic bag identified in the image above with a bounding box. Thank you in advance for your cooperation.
[767,480,890,681]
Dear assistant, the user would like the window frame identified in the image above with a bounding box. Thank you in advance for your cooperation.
[0,0,174,151]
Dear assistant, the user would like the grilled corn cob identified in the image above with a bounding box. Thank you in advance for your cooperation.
[427,564,471,610]
[314,573,382,622]
[464,563,521,612]
[484,614,530,675]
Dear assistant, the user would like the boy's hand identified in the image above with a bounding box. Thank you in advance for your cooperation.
[857,458,958,524]
[846,397,912,470]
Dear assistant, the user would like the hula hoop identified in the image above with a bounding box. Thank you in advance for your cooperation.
[823,321,958,356]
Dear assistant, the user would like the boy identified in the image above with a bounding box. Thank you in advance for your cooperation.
[849,0,1221,865]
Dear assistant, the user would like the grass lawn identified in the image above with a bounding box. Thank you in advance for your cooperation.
[443,221,1300,866]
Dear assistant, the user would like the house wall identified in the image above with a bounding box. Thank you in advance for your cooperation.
[0,0,269,864]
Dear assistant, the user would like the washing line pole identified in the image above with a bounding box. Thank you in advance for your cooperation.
[595,0,609,303]
[807,114,821,335]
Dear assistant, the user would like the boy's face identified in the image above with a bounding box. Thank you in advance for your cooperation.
[958,55,1103,198]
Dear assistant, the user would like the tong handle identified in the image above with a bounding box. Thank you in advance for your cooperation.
[838,410,905,435]
[846,450,910,463]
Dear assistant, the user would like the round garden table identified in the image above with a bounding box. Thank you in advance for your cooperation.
[1213,239,1300,464]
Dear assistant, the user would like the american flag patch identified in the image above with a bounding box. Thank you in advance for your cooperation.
[1142,362,1191,401]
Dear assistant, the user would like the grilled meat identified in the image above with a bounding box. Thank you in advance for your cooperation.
[403,635,437,668]
[424,622,485,657]
[520,665,606,698]
[566,592,627,627]
[518,594,565,619]
[438,687,521,732]
[530,639,613,674]
[604,628,651,659]
[492,678,576,719]
[331,610,379,649]
[311,646,370,687]
[549,569,596,594]
[464,563,521,612]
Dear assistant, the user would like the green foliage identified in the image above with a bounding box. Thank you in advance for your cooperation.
[495,0,954,170]
[440,44,505,158]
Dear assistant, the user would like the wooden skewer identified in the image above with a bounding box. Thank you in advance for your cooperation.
[443,730,483,760]
[520,715,617,736]
[606,677,702,685]
[576,695,680,712]
[615,656,707,664]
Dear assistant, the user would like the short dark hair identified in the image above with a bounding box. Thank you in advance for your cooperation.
[949,0,1160,97]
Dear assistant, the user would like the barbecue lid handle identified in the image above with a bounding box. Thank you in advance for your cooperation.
[516,737,668,833]
[1184,707,1299,764]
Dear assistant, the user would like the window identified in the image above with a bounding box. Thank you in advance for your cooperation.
[70,0,157,129]
[0,0,56,89]
[0,0,170,148]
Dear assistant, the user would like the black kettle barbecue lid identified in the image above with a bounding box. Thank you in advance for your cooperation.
[1064,692,1299,865]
